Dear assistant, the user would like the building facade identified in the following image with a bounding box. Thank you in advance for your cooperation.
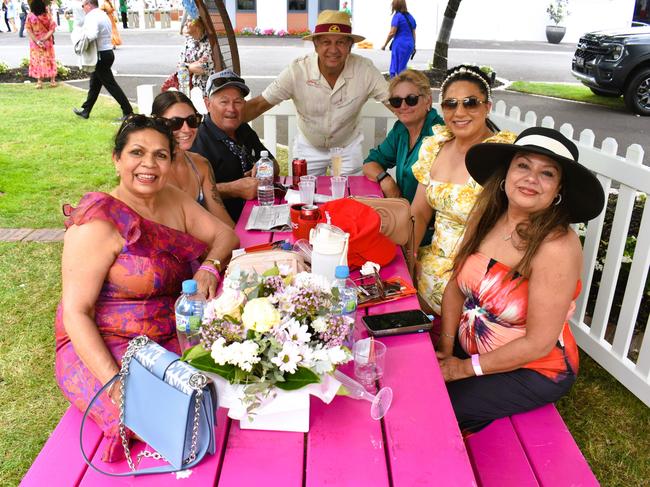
[225,0,637,45]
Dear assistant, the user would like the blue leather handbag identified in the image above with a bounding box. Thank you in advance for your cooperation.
[80,335,218,476]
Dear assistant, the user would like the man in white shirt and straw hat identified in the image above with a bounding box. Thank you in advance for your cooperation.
[243,10,389,176]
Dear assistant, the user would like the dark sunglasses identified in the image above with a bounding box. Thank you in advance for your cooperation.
[440,96,488,111]
[117,114,172,136]
[388,94,421,108]
[164,114,203,131]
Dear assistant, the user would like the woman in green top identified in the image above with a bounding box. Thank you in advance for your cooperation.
[363,69,443,244]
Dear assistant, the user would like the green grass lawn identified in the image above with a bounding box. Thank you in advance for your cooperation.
[0,84,289,228]
[1,84,648,486]
[507,81,627,110]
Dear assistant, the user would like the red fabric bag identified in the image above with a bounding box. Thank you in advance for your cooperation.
[317,199,396,269]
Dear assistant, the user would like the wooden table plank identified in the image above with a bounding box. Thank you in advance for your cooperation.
[367,248,476,486]
[217,427,304,486]
[78,409,230,485]
[348,175,383,197]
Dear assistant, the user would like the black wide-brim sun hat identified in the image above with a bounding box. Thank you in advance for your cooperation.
[465,126,605,223]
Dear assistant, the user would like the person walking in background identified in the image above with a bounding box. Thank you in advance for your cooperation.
[381,0,416,78]
[2,0,11,32]
[72,0,133,120]
[6,0,17,32]
[118,0,127,28]
[340,1,351,17]
[18,0,27,36]
[25,0,57,88]
[100,0,121,47]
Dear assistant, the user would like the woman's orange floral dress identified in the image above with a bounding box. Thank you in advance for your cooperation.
[54,193,206,462]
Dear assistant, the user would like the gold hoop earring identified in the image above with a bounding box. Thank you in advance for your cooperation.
[500,180,506,191]
[554,194,562,206]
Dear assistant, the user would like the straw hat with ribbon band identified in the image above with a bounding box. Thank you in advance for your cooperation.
[302,10,365,43]
[205,69,250,98]
[465,127,605,223]
[316,199,395,269]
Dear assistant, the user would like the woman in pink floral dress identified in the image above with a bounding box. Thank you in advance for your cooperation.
[25,0,57,88]
[55,115,239,462]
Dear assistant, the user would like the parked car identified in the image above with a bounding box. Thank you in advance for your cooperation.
[572,26,650,116]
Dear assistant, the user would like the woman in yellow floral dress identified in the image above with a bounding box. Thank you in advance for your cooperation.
[411,65,516,315]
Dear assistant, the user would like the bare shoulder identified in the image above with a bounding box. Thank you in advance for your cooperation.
[533,227,583,271]
[187,151,212,177]
[64,218,123,253]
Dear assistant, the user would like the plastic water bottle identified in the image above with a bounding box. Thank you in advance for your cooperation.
[175,279,206,352]
[256,150,275,206]
[177,63,190,97]
[332,265,358,346]
[333,265,358,318]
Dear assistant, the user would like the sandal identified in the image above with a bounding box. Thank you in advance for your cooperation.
[36,81,43,89]
[50,81,57,88]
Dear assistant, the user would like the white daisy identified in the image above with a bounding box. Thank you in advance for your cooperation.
[271,342,302,374]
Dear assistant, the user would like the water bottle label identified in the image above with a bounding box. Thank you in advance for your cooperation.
[176,314,201,333]
[343,299,357,314]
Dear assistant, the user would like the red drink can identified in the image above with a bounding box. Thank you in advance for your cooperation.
[292,159,307,189]
[296,205,320,241]
[300,204,320,221]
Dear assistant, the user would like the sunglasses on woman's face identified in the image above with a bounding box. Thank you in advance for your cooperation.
[388,94,421,108]
[440,96,488,111]
[165,114,203,131]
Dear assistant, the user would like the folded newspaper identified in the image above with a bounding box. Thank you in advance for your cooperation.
[245,204,291,231]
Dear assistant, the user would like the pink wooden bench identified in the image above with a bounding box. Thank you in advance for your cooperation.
[465,404,598,487]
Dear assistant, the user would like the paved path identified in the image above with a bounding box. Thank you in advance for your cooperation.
[0,228,64,242]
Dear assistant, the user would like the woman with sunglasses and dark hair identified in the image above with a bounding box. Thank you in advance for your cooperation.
[363,69,442,245]
[411,65,516,315]
[54,115,239,462]
[151,91,235,227]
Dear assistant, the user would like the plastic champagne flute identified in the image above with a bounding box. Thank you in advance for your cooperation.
[333,369,393,420]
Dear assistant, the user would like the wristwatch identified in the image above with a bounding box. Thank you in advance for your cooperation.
[203,258,222,273]
[376,171,390,183]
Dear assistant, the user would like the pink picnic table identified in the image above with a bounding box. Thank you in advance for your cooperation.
[22,176,476,487]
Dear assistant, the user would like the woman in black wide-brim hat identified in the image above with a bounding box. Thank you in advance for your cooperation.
[436,126,605,434]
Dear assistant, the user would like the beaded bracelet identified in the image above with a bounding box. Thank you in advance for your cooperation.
[198,264,220,280]
[440,332,455,340]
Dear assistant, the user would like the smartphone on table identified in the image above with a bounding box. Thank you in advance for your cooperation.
[362,309,433,337]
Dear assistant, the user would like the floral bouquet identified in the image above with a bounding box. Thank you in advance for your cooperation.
[182,266,354,414]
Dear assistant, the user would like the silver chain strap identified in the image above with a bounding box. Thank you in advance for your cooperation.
[117,336,208,472]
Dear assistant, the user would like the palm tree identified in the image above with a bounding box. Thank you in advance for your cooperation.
[431,0,463,73]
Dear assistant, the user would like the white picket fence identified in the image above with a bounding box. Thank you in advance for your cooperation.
[264,99,650,407]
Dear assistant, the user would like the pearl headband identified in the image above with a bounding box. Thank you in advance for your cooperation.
[438,67,492,104]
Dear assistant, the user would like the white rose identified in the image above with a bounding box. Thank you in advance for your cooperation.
[241,297,281,332]
[210,289,246,320]
[311,316,328,333]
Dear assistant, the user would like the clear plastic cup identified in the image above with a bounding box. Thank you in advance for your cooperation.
[353,338,387,390]
[331,176,348,200]
[298,181,315,205]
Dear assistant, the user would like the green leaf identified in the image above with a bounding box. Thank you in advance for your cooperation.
[262,266,280,277]
[185,353,239,381]
[275,367,320,391]
[180,344,210,362]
